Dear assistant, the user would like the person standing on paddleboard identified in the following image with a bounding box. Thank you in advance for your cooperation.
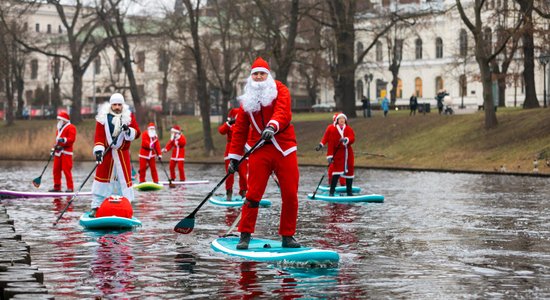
[218,106,248,201]
[227,57,300,250]
[90,93,140,218]
[138,122,162,183]
[50,111,77,192]
[162,125,187,182]
[315,113,346,187]
[325,113,356,196]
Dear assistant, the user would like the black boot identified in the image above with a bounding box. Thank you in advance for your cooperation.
[89,208,98,218]
[237,232,251,250]
[282,236,301,248]
[226,189,232,201]
[329,175,339,196]
[346,178,353,196]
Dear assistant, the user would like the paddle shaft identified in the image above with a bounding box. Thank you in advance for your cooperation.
[223,211,242,237]
[311,145,340,199]
[33,147,57,186]
[153,147,172,185]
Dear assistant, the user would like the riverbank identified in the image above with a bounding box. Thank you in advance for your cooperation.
[1,108,549,175]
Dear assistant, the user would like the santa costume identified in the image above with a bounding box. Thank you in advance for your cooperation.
[228,57,300,249]
[218,107,248,200]
[163,125,186,181]
[317,113,345,186]
[325,113,355,196]
[139,122,162,183]
[51,111,77,192]
[91,93,141,210]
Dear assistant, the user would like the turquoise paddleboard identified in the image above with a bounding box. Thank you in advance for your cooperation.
[209,196,271,207]
[79,212,142,230]
[211,237,339,263]
[307,193,384,203]
[133,182,163,191]
[316,185,361,194]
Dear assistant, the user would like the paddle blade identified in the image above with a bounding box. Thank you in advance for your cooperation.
[32,177,41,188]
[174,217,195,234]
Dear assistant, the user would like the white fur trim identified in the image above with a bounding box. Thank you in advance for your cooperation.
[124,127,137,141]
[228,153,243,161]
[109,93,124,104]
[251,67,270,74]
[267,120,280,132]
[57,116,70,122]
[93,145,105,154]
[95,102,131,126]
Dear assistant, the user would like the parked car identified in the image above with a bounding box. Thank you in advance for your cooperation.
[311,103,335,112]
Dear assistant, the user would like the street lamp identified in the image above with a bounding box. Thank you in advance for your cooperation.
[538,54,549,108]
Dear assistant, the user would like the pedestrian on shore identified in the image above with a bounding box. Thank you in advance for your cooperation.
[409,93,418,116]
[218,106,247,201]
[227,57,300,250]
[381,96,390,117]
[50,111,77,192]
[90,93,140,218]
[361,96,371,118]
[138,123,162,183]
[162,125,186,181]
[436,89,447,115]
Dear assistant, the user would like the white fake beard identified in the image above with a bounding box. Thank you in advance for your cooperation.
[110,109,122,137]
[238,75,278,113]
[57,120,65,130]
[148,129,157,137]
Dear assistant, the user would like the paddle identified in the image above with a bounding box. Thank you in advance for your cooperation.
[53,132,121,226]
[311,146,340,199]
[32,146,57,188]
[174,138,263,234]
[153,148,174,188]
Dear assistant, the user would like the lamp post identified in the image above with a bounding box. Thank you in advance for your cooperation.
[364,74,373,117]
[538,54,549,108]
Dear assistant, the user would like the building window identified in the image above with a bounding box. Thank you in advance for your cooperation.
[459,29,468,57]
[137,84,145,99]
[397,78,403,99]
[415,38,423,59]
[136,51,145,73]
[435,37,443,58]
[395,39,403,62]
[435,76,444,94]
[47,24,51,33]
[23,22,28,31]
[158,83,166,101]
[459,75,467,97]
[356,80,364,100]
[58,25,62,34]
[94,58,101,75]
[376,41,383,62]
[114,56,122,74]
[158,50,169,72]
[415,77,423,97]
[35,23,40,32]
[483,27,492,53]
[356,42,364,61]
[53,57,61,78]
[30,59,38,79]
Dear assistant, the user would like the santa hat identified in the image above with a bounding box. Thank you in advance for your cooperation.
[171,125,181,133]
[250,57,270,75]
[109,93,125,105]
[57,111,70,122]
[333,112,347,125]
[147,122,155,129]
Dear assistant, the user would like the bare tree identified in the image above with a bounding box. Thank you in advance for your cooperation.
[516,0,539,108]
[456,0,524,129]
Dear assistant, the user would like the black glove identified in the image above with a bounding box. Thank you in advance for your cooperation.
[315,144,323,151]
[57,138,65,143]
[54,145,63,151]
[227,159,239,174]
[228,118,236,125]
[121,124,130,134]
[95,150,103,164]
[261,126,275,141]
[327,157,333,164]
[340,137,349,145]
[157,155,162,161]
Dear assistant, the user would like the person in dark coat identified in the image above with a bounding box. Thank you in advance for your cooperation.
[409,94,418,116]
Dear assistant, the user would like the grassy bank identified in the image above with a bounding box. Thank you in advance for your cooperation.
[2,108,549,175]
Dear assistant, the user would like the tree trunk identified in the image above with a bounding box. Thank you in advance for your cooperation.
[71,66,83,124]
[16,76,24,118]
[518,0,539,108]
[478,56,498,129]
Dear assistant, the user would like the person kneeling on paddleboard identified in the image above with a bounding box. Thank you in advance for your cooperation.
[90,93,140,218]
[227,57,300,250]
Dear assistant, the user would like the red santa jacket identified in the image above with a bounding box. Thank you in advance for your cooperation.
[139,130,161,159]
[218,108,243,160]
[326,124,355,159]
[318,124,333,147]
[228,80,297,160]
[54,123,77,156]
[93,103,141,185]
[164,134,186,161]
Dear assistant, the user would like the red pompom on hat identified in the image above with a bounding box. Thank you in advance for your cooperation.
[333,112,347,125]
[250,57,270,74]
[57,111,70,122]
[147,122,155,129]
[171,125,181,133]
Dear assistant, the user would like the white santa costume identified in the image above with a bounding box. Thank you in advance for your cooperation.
[228,57,299,238]
[91,93,140,209]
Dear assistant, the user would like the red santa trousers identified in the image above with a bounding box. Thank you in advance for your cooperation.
[53,154,73,190]
[328,146,354,180]
[139,157,159,183]
[224,159,248,193]
[169,160,185,181]
[238,145,299,236]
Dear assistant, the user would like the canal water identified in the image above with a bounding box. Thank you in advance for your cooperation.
[1,161,549,299]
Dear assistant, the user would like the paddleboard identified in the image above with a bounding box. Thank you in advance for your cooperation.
[209,196,271,207]
[307,193,384,203]
[133,182,163,191]
[316,185,361,194]
[0,189,92,198]
[211,237,339,263]
[79,212,142,230]
[158,180,209,185]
